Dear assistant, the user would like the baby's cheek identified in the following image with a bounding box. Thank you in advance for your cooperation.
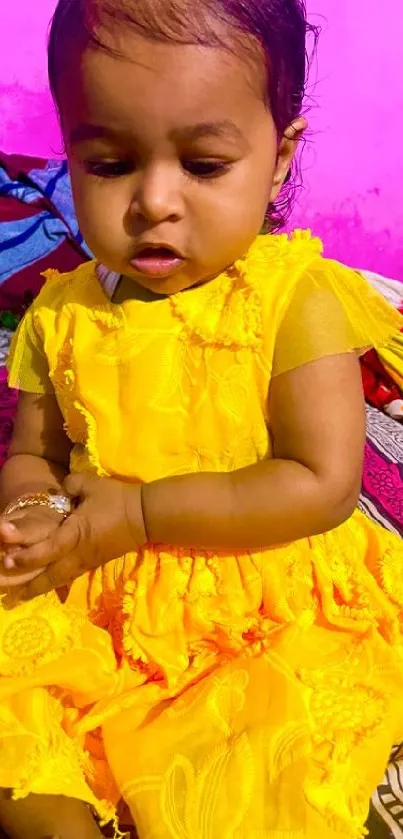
[75,178,122,231]
[79,194,127,266]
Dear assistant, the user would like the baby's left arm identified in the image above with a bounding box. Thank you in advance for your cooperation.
[140,351,365,549]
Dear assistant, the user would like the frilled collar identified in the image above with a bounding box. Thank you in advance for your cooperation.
[89,230,323,351]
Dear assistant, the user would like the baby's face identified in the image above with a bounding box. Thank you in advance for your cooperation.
[61,32,294,295]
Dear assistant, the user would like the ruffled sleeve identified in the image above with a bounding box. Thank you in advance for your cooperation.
[272,258,403,376]
[7,303,52,394]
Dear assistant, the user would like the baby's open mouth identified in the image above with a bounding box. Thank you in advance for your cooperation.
[130,246,184,277]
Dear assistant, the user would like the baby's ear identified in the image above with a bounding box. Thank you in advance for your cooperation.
[269,116,307,203]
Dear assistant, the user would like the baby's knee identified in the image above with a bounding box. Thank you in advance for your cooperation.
[0,791,104,839]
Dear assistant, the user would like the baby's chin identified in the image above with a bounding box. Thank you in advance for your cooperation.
[120,269,208,300]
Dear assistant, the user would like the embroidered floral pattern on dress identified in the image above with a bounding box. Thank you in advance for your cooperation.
[379,547,403,611]
[0,593,83,677]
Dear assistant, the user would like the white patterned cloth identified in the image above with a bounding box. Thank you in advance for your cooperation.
[0,328,12,367]
[360,269,403,311]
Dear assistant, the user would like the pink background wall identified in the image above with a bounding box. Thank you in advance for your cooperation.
[1,0,402,278]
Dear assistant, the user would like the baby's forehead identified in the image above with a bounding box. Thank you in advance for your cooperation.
[60,35,267,139]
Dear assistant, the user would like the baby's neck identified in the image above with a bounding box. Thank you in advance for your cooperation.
[112,272,216,304]
[112,276,168,304]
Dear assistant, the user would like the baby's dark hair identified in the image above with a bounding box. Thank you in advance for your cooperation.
[48,0,318,230]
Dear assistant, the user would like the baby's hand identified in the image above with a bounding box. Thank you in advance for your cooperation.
[2,473,146,603]
[0,506,64,587]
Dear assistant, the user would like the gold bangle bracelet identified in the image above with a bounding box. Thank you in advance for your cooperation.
[2,492,72,519]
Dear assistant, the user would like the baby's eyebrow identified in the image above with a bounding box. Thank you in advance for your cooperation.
[70,124,122,145]
[69,119,247,147]
[176,120,246,144]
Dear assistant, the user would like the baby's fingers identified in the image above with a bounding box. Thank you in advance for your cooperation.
[3,553,81,606]
[6,514,82,571]
[0,510,60,548]
[0,517,24,545]
[0,566,43,588]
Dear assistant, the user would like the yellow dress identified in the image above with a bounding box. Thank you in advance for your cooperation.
[1,231,403,839]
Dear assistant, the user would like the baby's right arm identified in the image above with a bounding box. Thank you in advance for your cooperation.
[0,391,72,586]
[0,391,71,505]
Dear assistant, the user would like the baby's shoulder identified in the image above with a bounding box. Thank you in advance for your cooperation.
[34,261,98,312]
[250,231,402,374]
[250,230,343,295]
[249,231,366,316]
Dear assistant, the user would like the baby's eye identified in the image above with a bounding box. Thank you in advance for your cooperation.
[183,160,230,179]
[84,160,132,179]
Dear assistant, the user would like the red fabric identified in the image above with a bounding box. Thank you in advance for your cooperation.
[360,349,402,410]
[0,193,43,223]
[360,302,403,410]
[0,367,18,467]
[0,238,85,313]
[0,152,48,177]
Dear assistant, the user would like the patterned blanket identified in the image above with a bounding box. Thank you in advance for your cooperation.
[362,406,403,536]
[371,744,403,838]
[0,152,89,313]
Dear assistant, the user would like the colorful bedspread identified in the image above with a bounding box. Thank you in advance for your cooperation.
[0,151,89,312]
[361,406,403,536]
